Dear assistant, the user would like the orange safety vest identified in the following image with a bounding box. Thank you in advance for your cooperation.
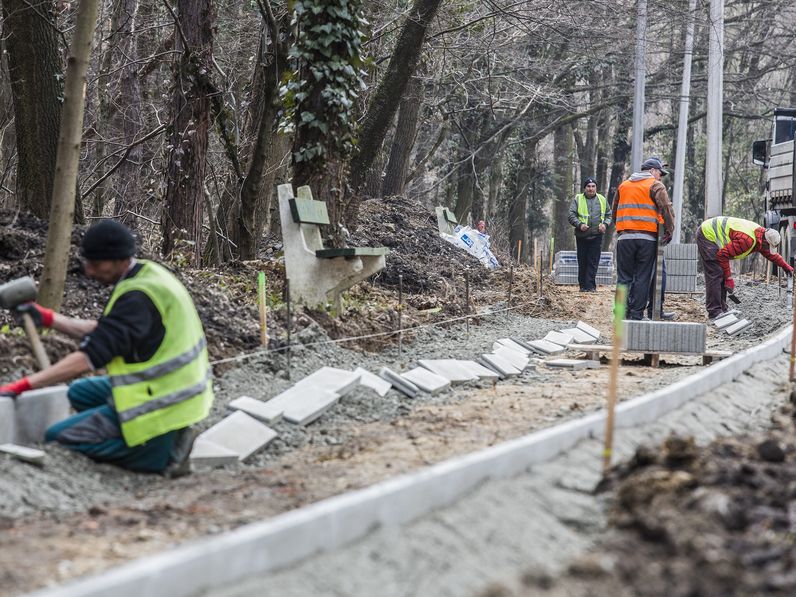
[615,177,664,234]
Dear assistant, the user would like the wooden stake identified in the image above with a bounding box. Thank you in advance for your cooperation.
[507,265,514,317]
[549,237,554,272]
[285,279,292,380]
[533,238,538,270]
[398,274,404,357]
[517,240,523,264]
[603,284,627,473]
[465,271,471,336]
[258,272,268,346]
[790,284,796,382]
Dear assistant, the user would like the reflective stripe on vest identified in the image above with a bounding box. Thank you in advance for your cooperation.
[105,260,213,447]
[700,216,759,260]
[576,193,607,224]
[615,177,662,233]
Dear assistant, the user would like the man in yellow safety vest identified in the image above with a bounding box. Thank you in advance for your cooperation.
[697,216,793,319]
[567,177,611,291]
[0,220,213,475]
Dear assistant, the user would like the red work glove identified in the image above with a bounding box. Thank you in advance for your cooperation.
[0,377,32,398]
[725,278,735,292]
[15,302,54,327]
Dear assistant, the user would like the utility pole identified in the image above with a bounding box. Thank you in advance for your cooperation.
[672,0,696,244]
[630,0,647,173]
[705,0,724,219]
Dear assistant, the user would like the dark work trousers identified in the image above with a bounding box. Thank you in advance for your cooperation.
[696,228,727,318]
[616,238,658,320]
[646,257,667,318]
[45,377,178,473]
[576,234,603,291]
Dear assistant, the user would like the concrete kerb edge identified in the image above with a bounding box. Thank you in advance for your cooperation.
[30,326,794,597]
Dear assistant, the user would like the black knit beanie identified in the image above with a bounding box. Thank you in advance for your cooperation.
[80,219,136,260]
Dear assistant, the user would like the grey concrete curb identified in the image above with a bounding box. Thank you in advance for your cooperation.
[30,326,792,597]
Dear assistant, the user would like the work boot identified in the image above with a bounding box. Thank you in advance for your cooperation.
[661,311,677,320]
[162,426,195,479]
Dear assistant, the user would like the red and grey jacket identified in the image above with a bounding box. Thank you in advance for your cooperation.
[716,227,790,281]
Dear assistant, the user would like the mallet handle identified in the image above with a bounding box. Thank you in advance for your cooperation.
[22,312,51,370]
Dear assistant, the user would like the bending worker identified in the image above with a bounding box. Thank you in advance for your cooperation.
[0,220,213,475]
[568,176,611,292]
[697,216,793,319]
[613,157,675,320]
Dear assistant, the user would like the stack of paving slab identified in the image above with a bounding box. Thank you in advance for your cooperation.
[506,321,603,370]
[712,312,752,336]
[552,251,614,286]
[0,385,70,447]
[624,320,706,353]
[663,243,699,293]
[192,367,393,467]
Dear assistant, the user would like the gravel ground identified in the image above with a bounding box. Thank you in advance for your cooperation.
[207,356,792,597]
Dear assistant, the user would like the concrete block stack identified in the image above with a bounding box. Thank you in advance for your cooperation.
[663,243,699,293]
[624,320,706,353]
[552,251,614,285]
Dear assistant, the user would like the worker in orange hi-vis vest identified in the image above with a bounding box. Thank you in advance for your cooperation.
[612,157,675,321]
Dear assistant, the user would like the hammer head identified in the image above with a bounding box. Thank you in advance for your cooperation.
[0,277,38,309]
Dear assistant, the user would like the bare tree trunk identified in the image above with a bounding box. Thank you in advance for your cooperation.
[508,140,536,262]
[382,76,423,198]
[2,0,62,218]
[348,0,442,195]
[38,0,100,310]
[602,102,632,251]
[552,124,574,252]
[162,0,215,264]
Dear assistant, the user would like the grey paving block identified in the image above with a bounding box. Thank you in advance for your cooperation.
[0,443,46,465]
[725,319,752,336]
[190,439,240,468]
[555,251,613,266]
[378,367,420,398]
[494,345,530,371]
[624,320,706,353]
[295,367,360,397]
[401,367,450,394]
[15,385,70,445]
[229,396,284,424]
[713,313,738,329]
[576,321,601,340]
[527,339,566,355]
[544,331,574,345]
[544,359,601,370]
[283,390,341,425]
[418,359,479,383]
[0,397,14,444]
[494,338,531,356]
[554,265,614,275]
[663,243,698,260]
[479,354,521,377]
[194,411,278,461]
[457,360,501,380]
[354,367,392,397]
[560,327,597,344]
[666,259,698,276]
[666,274,698,293]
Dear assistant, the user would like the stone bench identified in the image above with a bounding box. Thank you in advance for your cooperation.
[278,184,388,309]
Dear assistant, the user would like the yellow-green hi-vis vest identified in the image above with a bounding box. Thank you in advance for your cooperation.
[104,260,213,447]
[701,216,759,260]
[576,193,607,224]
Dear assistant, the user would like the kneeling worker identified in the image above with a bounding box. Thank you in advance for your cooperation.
[697,216,794,319]
[0,220,213,474]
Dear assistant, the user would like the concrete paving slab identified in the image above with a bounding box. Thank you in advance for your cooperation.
[418,359,479,383]
[400,368,450,394]
[560,328,597,344]
[527,339,566,355]
[283,390,341,425]
[0,397,14,444]
[456,360,501,380]
[15,385,70,445]
[713,313,738,329]
[378,367,419,398]
[726,319,752,336]
[229,396,284,424]
[480,354,521,377]
[190,439,240,468]
[295,367,360,397]
[494,338,531,356]
[194,412,278,461]
[494,345,530,370]
[663,243,698,260]
[353,368,392,397]
[0,443,45,465]
[544,331,574,346]
[624,320,706,353]
[575,321,600,340]
[544,359,600,371]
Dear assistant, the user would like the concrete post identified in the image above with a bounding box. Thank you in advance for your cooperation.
[630,0,647,172]
[705,0,725,219]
